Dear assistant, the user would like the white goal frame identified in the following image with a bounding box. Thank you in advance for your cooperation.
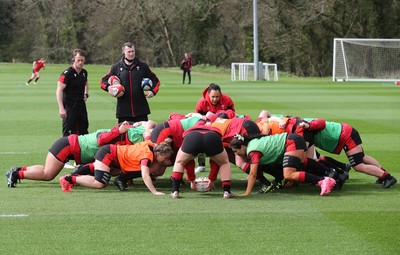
[231,62,278,81]
[333,38,400,82]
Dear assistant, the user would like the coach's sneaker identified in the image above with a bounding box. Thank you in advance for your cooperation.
[382,176,397,189]
[6,167,20,188]
[317,177,336,196]
[59,176,73,192]
[170,191,179,199]
[223,191,235,199]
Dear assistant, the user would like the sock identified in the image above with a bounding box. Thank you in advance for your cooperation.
[304,157,333,176]
[304,172,323,185]
[71,164,91,175]
[65,175,74,184]
[34,78,39,82]
[325,156,347,170]
[171,172,183,192]
[185,160,195,181]
[380,171,390,180]
[222,180,231,193]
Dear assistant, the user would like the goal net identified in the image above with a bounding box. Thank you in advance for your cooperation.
[333,38,400,82]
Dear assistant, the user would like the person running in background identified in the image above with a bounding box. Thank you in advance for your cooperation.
[180,52,192,84]
[101,41,161,123]
[194,83,236,173]
[26,58,46,86]
[56,49,89,137]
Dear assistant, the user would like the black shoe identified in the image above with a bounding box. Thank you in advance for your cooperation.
[375,178,384,184]
[343,164,351,175]
[6,167,20,188]
[382,176,397,189]
[256,183,275,194]
[114,175,128,191]
[327,168,338,179]
[335,172,348,190]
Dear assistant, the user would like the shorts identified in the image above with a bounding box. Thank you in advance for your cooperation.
[285,133,307,152]
[338,123,362,153]
[181,130,224,157]
[49,135,81,164]
[94,144,118,167]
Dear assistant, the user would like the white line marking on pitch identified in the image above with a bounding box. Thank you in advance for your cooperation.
[0,214,30,218]
[0,152,28,155]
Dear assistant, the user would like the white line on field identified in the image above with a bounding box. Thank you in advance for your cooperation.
[0,152,28,155]
[0,214,30,217]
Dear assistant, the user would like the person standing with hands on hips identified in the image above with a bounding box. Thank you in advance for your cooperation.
[180,52,192,84]
[56,49,89,137]
[101,42,161,124]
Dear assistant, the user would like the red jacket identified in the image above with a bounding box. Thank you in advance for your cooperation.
[181,56,192,70]
[195,87,235,115]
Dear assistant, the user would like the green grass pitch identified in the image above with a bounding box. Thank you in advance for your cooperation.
[0,62,399,254]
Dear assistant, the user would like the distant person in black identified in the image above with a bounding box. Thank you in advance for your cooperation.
[56,49,89,137]
[180,52,192,84]
[101,42,161,124]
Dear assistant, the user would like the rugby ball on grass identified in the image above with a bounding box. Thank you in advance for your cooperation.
[109,84,125,98]
[141,78,153,91]
[194,177,210,192]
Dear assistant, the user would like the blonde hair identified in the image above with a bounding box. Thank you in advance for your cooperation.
[154,138,174,155]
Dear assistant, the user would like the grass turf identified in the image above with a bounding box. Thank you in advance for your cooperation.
[0,62,399,255]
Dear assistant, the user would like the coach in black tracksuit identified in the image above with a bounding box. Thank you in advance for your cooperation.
[101,42,160,124]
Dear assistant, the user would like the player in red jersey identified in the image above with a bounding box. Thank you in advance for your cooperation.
[195,83,236,173]
[26,58,46,86]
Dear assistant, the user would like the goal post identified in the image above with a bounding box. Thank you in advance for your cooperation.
[231,62,278,81]
[333,38,400,82]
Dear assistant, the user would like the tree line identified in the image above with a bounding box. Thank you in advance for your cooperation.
[1,0,399,76]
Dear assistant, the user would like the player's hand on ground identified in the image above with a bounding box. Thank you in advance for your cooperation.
[152,191,165,195]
